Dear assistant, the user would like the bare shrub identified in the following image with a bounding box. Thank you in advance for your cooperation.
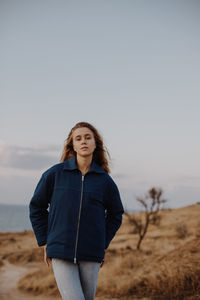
[176,223,188,239]
[125,187,167,250]
[150,213,162,226]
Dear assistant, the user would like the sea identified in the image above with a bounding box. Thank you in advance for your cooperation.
[0,203,137,232]
[0,204,32,232]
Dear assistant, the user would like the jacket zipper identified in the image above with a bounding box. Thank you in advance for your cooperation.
[74,174,84,264]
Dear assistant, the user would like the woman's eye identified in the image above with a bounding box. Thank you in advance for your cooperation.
[75,136,91,141]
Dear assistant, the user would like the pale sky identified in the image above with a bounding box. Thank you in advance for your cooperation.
[1,0,200,211]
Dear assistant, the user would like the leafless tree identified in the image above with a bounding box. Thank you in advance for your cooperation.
[125,187,167,250]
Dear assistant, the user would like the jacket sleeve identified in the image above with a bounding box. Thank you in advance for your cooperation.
[104,177,124,250]
[29,171,54,246]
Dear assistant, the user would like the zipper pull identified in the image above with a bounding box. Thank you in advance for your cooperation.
[82,175,84,181]
[74,257,77,264]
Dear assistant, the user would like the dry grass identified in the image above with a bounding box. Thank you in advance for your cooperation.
[0,258,4,267]
[0,231,43,264]
[1,203,200,299]
[17,265,59,296]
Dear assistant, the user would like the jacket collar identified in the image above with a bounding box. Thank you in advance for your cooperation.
[63,156,106,174]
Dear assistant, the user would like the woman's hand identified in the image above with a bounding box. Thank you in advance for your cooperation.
[43,244,52,267]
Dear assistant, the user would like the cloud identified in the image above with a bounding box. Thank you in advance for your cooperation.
[0,140,60,170]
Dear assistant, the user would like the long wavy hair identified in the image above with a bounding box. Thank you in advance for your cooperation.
[60,122,110,173]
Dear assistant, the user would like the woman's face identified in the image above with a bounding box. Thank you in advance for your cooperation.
[72,127,96,158]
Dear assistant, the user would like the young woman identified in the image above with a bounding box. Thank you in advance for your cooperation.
[29,121,124,300]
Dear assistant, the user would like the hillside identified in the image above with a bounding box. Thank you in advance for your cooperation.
[0,203,200,299]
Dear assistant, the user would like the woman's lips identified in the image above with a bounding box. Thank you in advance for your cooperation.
[81,147,88,150]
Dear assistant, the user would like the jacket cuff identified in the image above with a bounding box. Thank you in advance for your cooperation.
[37,236,47,247]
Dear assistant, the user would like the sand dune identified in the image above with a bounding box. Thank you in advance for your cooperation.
[1,203,200,299]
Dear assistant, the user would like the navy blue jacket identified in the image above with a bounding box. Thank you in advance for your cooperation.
[29,156,124,263]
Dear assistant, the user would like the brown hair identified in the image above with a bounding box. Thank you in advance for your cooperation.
[60,122,110,173]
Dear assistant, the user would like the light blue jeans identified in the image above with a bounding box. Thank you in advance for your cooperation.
[52,258,101,300]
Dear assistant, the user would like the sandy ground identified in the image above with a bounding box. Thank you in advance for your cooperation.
[0,261,55,300]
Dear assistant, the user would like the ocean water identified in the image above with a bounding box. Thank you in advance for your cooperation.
[0,204,32,232]
[0,203,137,232]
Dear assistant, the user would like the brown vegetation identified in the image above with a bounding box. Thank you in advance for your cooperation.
[18,265,58,296]
[0,231,43,264]
[0,258,3,267]
[1,204,200,299]
[175,223,188,239]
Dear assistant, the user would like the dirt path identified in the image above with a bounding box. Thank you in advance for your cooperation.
[0,260,58,300]
[0,260,149,300]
